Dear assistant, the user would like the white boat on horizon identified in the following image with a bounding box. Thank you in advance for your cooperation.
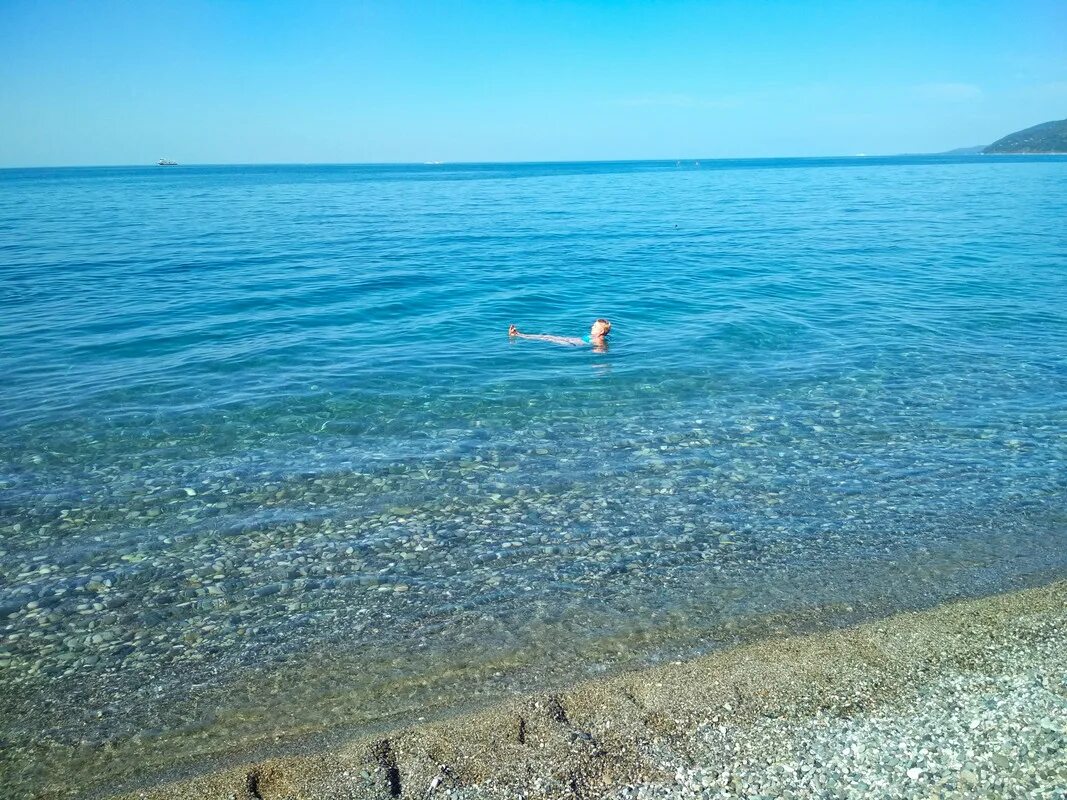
[157,158,178,166]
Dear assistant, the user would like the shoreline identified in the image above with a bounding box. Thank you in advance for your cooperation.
[108,579,1067,800]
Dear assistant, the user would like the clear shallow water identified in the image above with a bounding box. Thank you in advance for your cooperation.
[1,156,1066,796]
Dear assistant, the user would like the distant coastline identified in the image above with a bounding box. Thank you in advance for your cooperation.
[3,151,1067,171]
[973,117,1067,155]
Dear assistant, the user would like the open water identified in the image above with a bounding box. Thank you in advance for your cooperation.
[2,156,1066,797]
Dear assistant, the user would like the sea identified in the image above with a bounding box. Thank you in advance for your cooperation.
[1,156,1065,797]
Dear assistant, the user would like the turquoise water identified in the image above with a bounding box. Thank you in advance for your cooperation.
[2,157,1066,796]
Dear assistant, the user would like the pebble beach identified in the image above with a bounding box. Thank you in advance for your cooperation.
[109,580,1066,800]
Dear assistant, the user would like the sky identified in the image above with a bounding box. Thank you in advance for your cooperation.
[1,0,1065,166]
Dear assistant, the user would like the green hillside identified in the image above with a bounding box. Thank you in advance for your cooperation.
[984,118,1067,154]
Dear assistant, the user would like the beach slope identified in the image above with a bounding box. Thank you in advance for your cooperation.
[114,580,1067,800]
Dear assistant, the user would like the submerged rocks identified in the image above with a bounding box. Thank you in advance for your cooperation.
[2,396,1065,799]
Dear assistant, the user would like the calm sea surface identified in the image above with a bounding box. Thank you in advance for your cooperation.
[2,157,1066,796]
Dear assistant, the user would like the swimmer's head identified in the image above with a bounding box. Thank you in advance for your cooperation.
[591,318,612,338]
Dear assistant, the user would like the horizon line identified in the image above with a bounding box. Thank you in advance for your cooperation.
[0,152,1025,171]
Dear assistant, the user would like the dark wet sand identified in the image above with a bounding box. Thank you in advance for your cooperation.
[105,579,1066,800]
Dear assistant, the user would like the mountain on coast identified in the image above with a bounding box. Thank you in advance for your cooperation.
[983,118,1067,154]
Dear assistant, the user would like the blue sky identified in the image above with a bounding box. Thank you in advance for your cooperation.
[1,0,1064,166]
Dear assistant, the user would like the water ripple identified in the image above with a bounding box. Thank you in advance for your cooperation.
[1,156,1066,797]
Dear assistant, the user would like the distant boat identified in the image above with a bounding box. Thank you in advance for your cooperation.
[157,158,178,166]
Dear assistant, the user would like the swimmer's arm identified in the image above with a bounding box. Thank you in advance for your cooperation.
[508,325,585,346]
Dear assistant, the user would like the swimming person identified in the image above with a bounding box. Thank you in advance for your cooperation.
[508,318,611,350]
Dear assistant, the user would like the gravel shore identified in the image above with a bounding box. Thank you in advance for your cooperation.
[108,580,1066,800]
[602,620,1066,799]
